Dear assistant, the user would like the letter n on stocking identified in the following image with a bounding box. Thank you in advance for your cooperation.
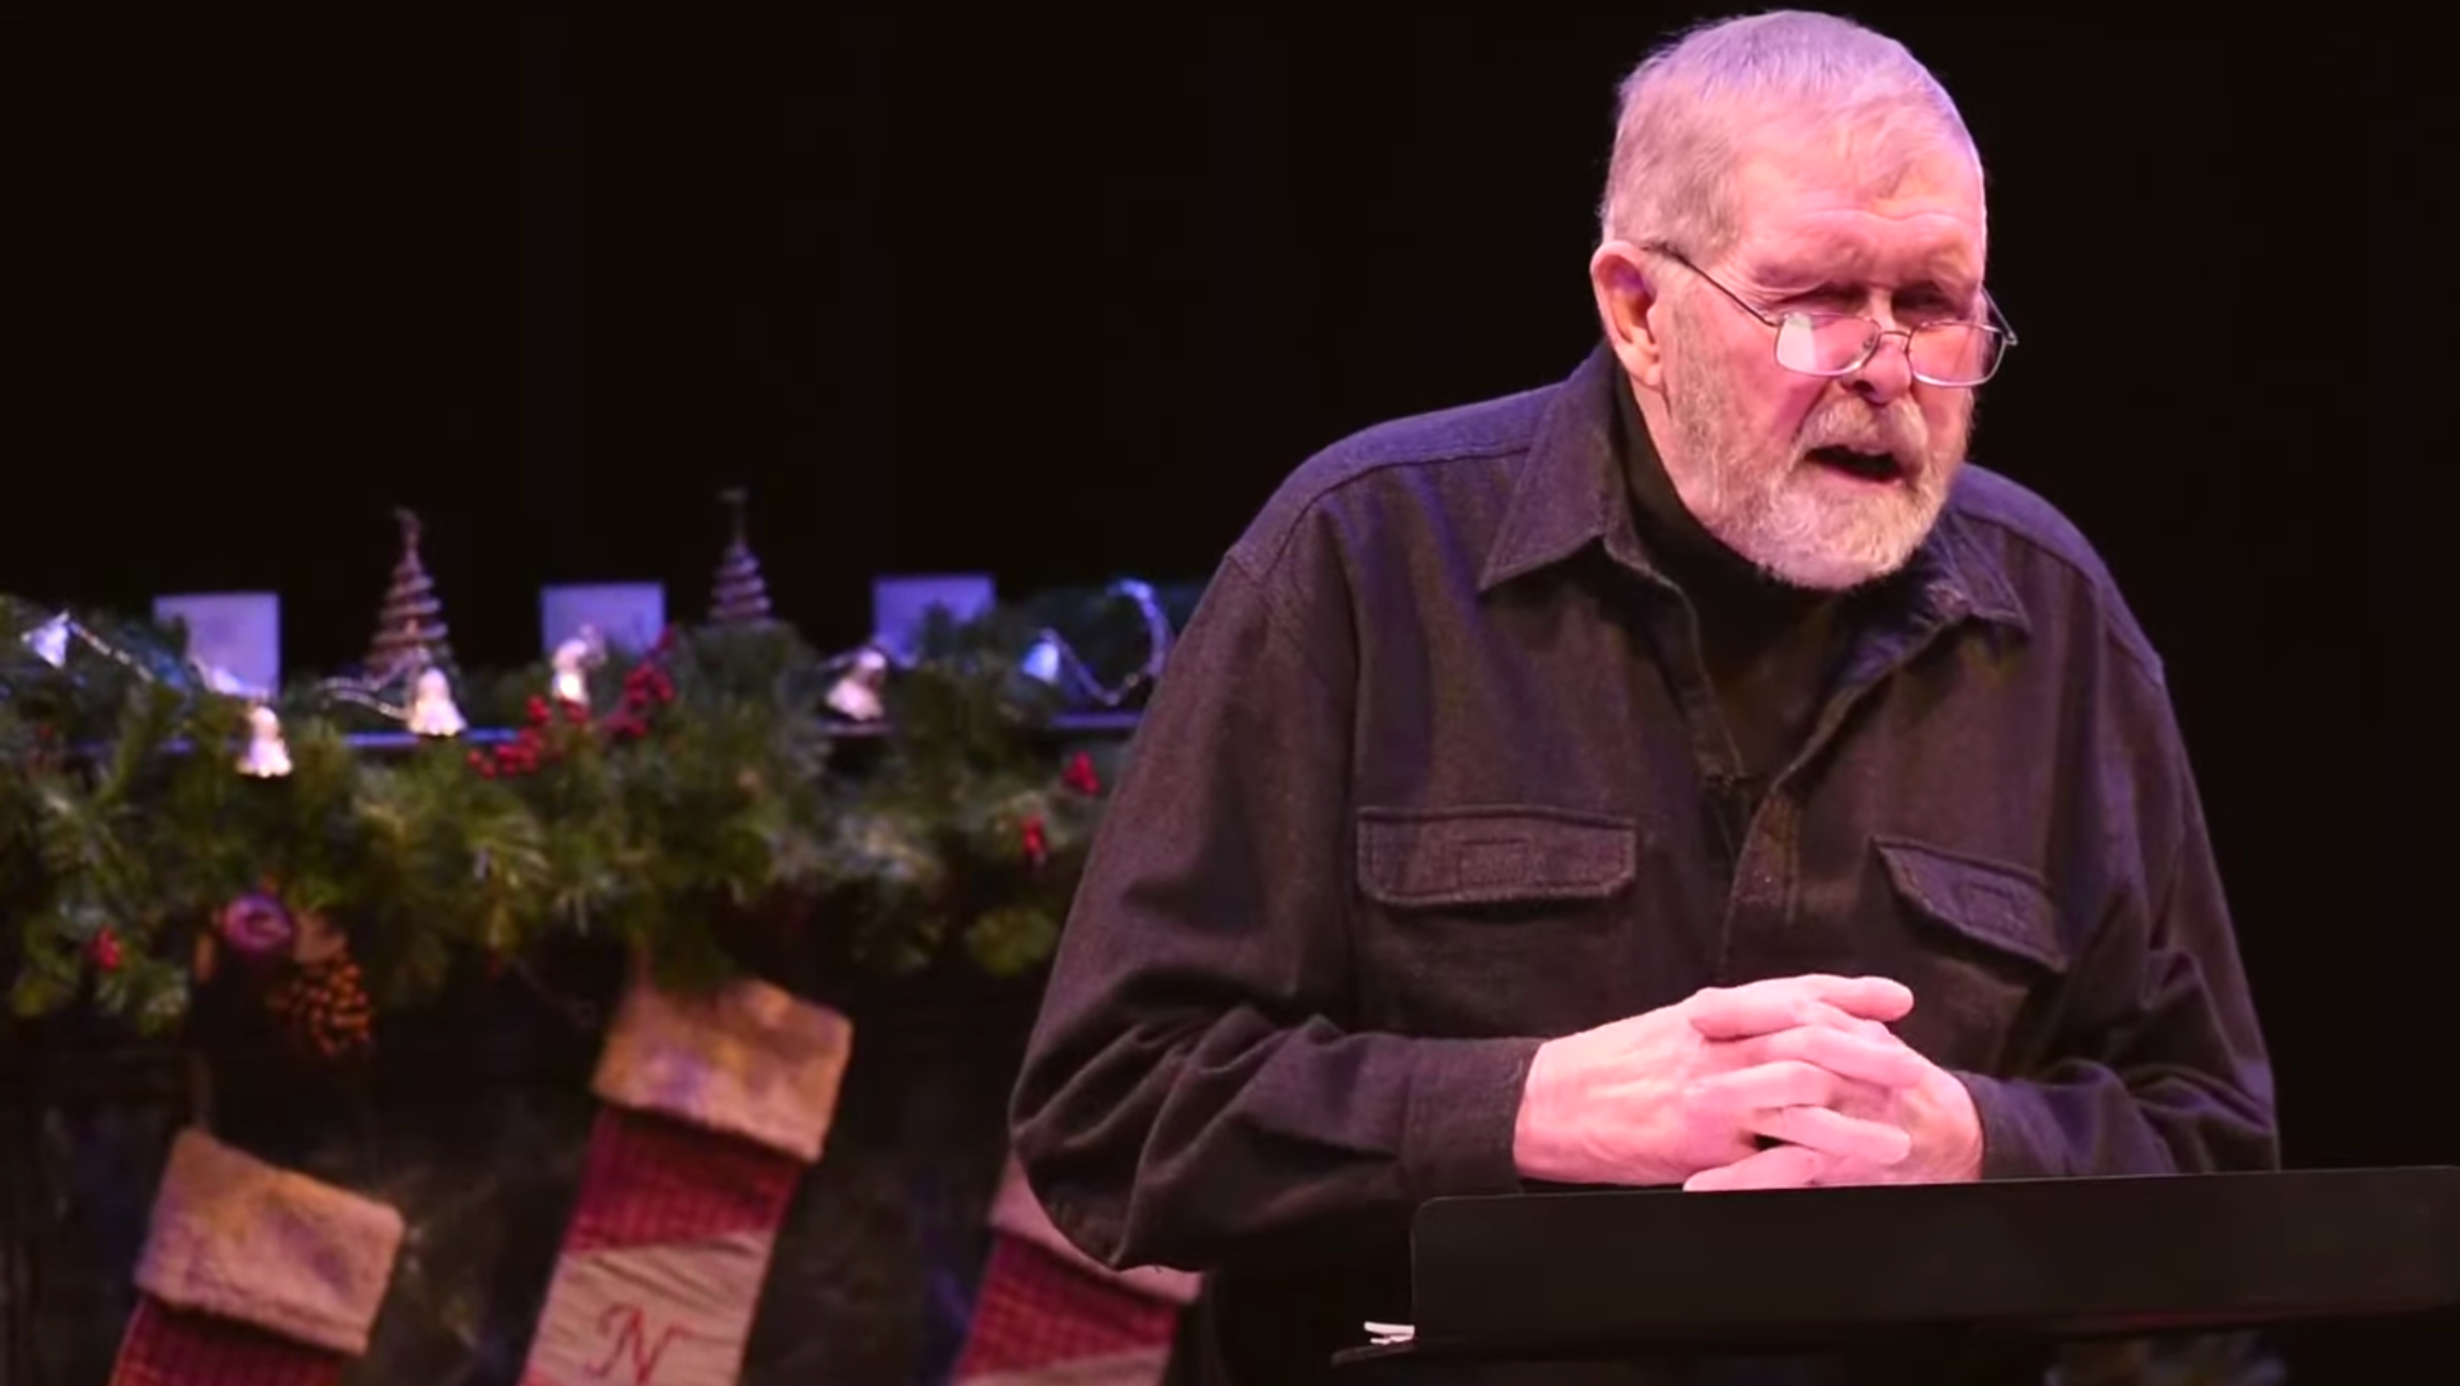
[520,971,852,1386]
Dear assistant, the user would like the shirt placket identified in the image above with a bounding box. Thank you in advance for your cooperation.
[1706,578,1970,979]
[1625,581,1760,967]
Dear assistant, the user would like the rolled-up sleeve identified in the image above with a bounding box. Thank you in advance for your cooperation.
[1007,549,1539,1273]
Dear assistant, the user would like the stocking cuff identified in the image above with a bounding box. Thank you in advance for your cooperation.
[990,1158,1201,1307]
[132,1128,405,1357]
[591,970,853,1163]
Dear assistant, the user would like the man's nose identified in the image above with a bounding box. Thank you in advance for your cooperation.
[1846,330,1916,405]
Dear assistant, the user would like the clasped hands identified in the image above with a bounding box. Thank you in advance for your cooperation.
[1512,975,1984,1192]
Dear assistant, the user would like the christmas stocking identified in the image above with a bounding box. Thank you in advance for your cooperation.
[109,1128,406,1386]
[520,971,852,1386]
[950,1156,1201,1386]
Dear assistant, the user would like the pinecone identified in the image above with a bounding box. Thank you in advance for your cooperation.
[708,487,773,625]
[266,956,375,1062]
[368,507,453,676]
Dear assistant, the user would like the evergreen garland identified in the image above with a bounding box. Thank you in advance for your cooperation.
[0,592,1145,1040]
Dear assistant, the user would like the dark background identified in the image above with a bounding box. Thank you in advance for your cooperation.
[8,0,2432,1190]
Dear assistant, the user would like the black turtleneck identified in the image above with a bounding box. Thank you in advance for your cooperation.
[1610,376,1875,821]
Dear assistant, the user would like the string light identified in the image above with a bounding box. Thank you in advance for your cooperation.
[310,667,413,722]
[822,647,892,722]
[238,706,294,778]
[550,626,605,707]
[22,575,1179,753]
[407,668,467,737]
[818,577,1178,725]
[17,611,294,775]
[19,610,273,701]
[312,648,467,729]
[1017,578,1174,710]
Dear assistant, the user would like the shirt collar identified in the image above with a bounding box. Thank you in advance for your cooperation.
[1477,342,2029,634]
[1476,344,1640,592]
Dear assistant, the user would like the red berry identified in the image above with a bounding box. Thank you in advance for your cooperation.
[1062,752,1101,795]
[525,695,551,725]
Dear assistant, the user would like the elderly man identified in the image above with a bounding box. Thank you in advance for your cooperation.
[1010,10,2277,1384]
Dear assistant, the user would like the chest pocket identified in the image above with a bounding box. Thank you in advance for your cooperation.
[1872,836,2068,1069]
[1352,806,1639,1033]
[1358,806,1635,908]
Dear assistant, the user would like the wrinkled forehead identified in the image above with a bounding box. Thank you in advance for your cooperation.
[1724,124,1988,285]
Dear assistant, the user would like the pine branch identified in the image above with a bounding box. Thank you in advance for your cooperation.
[9,908,84,1018]
[1,589,1147,1032]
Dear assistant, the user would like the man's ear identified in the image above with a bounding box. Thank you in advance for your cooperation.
[1589,241,1668,390]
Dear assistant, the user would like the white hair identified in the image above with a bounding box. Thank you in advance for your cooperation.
[1600,10,1984,258]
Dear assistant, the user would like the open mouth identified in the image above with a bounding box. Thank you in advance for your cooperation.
[1805,444,1905,484]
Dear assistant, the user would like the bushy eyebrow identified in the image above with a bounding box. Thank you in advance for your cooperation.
[1748,259,1979,308]
[1743,229,1978,290]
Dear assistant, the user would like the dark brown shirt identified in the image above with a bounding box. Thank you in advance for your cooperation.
[1009,345,2278,1384]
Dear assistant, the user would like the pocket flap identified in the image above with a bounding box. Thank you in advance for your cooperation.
[1358,807,1636,909]
[1873,837,2067,974]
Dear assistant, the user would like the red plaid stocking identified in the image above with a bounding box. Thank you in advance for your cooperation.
[950,1157,1200,1386]
[520,972,851,1386]
[107,1129,405,1386]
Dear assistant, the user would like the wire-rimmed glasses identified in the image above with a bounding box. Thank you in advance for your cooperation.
[1647,243,2016,388]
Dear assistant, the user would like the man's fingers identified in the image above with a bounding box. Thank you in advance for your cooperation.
[1799,975,1915,1022]
[1685,1142,1827,1193]
[1744,1024,1930,1089]
[1741,1104,1912,1168]
[1808,1001,1899,1042]
[1689,1059,1843,1112]
[1684,990,1808,1042]
[1686,976,1913,1039]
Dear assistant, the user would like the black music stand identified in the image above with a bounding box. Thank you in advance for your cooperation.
[1332,1167,2460,1375]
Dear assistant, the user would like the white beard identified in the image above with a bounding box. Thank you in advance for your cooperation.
[1661,352,1968,591]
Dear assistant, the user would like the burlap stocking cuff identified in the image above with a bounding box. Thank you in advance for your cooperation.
[132,1129,405,1356]
[590,972,853,1161]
